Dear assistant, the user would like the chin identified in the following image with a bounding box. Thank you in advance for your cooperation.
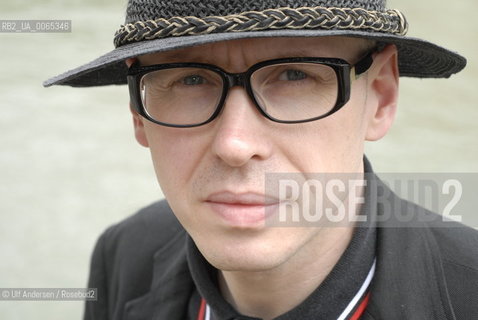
[196,233,298,272]
[208,252,285,272]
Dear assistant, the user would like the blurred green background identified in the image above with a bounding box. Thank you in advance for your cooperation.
[0,0,477,318]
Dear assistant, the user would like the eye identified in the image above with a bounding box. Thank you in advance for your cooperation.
[182,75,205,85]
[279,69,307,81]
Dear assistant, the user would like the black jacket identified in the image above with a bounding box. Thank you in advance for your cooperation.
[84,177,478,320]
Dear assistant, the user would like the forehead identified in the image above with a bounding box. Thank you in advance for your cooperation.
[138,36,372,66]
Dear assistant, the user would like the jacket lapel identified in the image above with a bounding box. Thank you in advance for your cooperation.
[123,229,194,320]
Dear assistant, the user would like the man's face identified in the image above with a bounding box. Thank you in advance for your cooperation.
[132,37,398,271]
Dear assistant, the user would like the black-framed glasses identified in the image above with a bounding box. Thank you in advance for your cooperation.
[127,53,374,128]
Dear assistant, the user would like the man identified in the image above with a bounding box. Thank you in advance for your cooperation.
[44,0,478,319]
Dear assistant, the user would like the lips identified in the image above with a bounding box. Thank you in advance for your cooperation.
[205,191,279,227]
[206,191,278,205]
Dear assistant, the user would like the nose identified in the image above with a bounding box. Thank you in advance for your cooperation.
[211,87,273,167]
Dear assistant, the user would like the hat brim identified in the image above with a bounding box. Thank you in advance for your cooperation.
[43,29,466,87]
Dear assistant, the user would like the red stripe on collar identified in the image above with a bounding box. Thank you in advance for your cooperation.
[349,292,370,320]
[197,297,207,320]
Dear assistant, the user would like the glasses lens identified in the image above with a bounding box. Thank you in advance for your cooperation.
[140,68,223,126]
[251,63,339,121]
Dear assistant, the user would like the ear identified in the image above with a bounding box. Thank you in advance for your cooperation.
[364,44,399,141]
[125,58,149,147]
[130,104,149,147]
[125,58,136,68]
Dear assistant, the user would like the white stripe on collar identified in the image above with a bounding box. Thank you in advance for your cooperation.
[205,302,211,320]
[337,258,376,320]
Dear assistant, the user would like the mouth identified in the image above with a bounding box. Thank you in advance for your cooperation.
[205,192,279,227]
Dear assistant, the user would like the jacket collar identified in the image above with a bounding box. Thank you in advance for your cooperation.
[364,174,456,320]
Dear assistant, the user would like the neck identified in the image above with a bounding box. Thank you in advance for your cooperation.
[217,225,355,319]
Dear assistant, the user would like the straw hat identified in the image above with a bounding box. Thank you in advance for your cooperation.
[43,0,466,87]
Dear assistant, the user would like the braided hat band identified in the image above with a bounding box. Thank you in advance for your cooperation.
[114,6,408,47]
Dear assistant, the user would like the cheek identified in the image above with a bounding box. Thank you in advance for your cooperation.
[143,124,207,196]
[281,90,368,172]
[328,84,370,160]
